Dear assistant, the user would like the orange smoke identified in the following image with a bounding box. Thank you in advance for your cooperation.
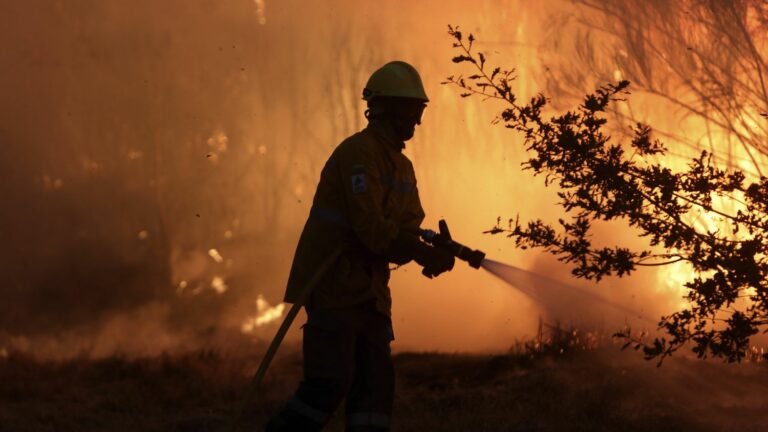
[2,0,765,358]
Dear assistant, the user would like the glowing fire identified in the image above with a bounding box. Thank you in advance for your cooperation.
[176,280,188,294]
[208,248,224,263]
[656,260,694,310]
[207,130,228,153]
[241,295,285,333]
[210,276,228,294]
[254,0,266,25]
[206,129,229,163]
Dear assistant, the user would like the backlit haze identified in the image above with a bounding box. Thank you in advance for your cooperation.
[2,0,765,358]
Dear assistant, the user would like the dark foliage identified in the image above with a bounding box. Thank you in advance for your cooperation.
[445,25,768,363]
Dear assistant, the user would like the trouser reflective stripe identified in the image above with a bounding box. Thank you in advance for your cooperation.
[287,396,330,424]
[347,412,391,428]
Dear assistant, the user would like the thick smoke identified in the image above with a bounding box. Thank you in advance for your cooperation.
[0,0,719,357]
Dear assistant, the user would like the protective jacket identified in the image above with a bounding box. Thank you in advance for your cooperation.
[284,120,425,317]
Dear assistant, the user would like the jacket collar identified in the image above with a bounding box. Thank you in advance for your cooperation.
[367,119,405,151]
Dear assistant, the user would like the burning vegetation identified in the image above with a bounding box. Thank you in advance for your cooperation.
[445,13,768,363]
[2,0,721,358]
[3,0,768,429]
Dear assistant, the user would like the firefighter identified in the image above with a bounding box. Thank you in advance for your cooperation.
[265,61,455,431]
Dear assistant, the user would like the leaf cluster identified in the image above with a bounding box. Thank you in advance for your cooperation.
[446,26,768,363]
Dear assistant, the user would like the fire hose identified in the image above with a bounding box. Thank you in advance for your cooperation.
[229,247,342,431]
[229,220,484,430]
[421,219,486,269]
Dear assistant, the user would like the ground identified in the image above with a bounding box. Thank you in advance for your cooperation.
[2,341,767,432]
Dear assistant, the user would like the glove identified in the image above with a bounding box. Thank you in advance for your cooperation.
[413,243,455,278]
[385,230,424,265]
[385,230,455,278]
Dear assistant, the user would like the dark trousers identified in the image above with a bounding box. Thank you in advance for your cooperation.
[266,300,395,431]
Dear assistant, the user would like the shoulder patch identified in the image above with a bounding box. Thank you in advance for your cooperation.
[351,173,367,194]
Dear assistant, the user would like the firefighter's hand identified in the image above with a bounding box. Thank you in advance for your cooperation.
[386,231,422,265]
[415,245,455,278]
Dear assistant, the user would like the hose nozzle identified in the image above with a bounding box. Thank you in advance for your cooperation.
[420,220,486,269]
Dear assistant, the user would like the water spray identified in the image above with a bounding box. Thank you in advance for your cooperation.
[422,220,649,323]
[233,221,649,429]
[481,259,651,322]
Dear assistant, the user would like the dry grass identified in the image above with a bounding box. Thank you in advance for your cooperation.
[2,334,767,432]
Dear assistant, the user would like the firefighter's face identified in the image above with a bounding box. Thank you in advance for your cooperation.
[393,101,426,141]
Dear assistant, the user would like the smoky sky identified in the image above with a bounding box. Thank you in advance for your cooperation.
[0,0,738,357]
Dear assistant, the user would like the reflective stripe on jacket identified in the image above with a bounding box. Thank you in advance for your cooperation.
[284,120,425,316]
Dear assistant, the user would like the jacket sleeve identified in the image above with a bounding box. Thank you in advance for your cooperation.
[335,144,399,255]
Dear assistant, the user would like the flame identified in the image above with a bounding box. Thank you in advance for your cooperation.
[656,260,694,310]
[207,130,228,153]
[176,280,188,294]
[206,129,229,164]
[653,181,750,305]
[241,294,286,333]
[254,0,267,25]
[749,346,765,362]
[211,276,228,294]
[208,248,224,263]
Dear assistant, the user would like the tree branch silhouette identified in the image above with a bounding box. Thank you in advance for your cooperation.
[446,25,768,363]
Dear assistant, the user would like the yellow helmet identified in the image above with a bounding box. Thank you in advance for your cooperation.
[362,61,429,102]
